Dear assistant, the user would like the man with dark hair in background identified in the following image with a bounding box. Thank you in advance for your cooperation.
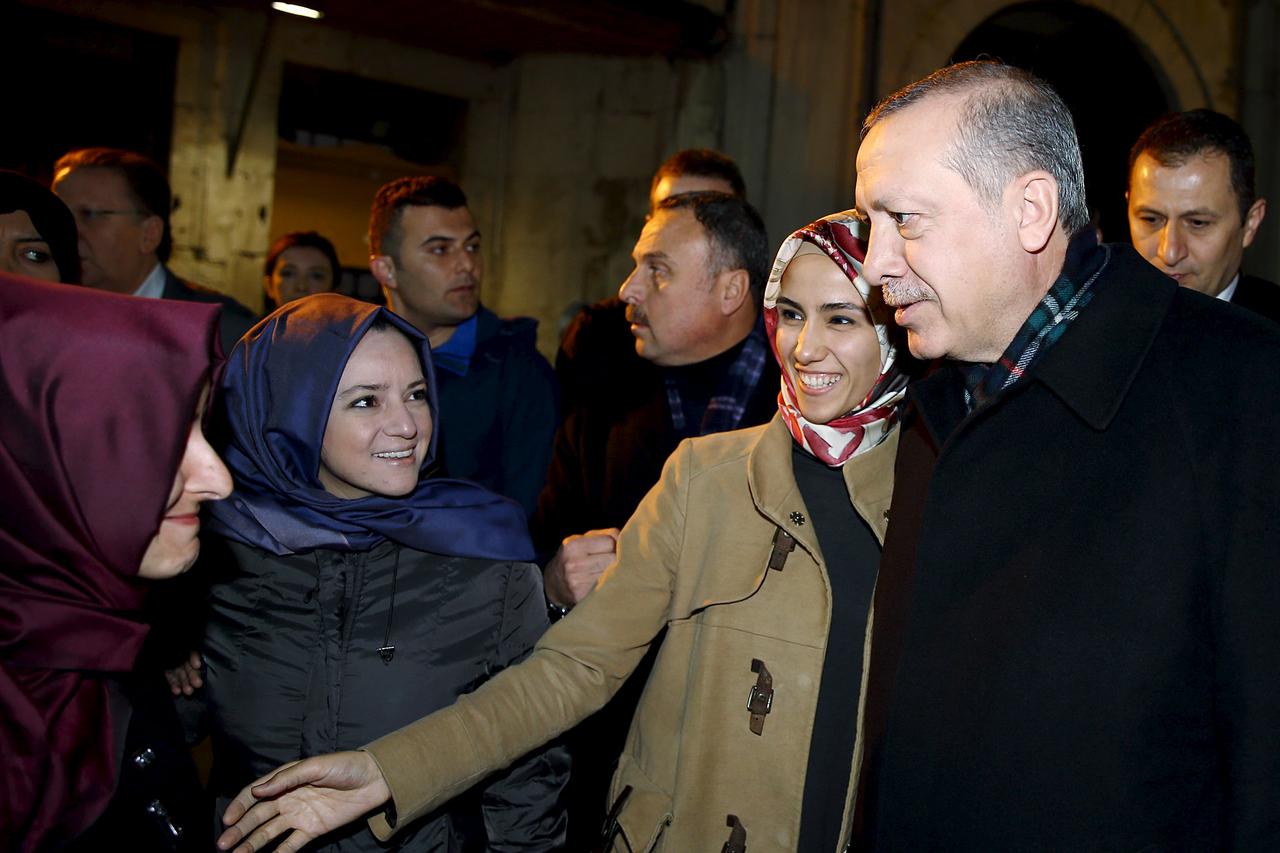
[1127,108,1276,320]
[854,61,1280,850]
[537,191,775,606]
[648,147,747,204]
[555,148,748,414]
[53,147,256,354]
[367,176,557,518]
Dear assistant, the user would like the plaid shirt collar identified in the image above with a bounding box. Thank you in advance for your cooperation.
[964,232,1110,411]
[666,317,769,436]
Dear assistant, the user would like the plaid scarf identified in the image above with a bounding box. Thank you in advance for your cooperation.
[665,318,769,435]
[964,233,1110,410]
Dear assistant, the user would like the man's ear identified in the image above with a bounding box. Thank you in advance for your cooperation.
[370,255,397,290]
[139,214,164,256]
[1242,197,1267,249]
[1014,171,1060,254]
[717,267,751,315]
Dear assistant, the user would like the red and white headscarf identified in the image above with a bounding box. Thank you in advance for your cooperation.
[763,211,907,467]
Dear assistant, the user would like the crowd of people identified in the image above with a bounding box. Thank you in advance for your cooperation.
[3,58,1280,853]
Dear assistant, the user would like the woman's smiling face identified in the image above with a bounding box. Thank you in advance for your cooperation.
[774,252,883,425]
[318,327,432,500]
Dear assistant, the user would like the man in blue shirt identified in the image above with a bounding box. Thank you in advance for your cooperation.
[368,177,556,518]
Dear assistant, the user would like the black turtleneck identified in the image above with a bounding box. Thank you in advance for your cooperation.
[791,442,881,852]
[661,336,747,440]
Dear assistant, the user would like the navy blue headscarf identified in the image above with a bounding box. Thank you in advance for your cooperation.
[206,293,534,561]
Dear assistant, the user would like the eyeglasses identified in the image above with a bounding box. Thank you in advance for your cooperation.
[70,207,148,224]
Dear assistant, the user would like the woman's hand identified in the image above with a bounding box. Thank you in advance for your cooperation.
[216,751,392,853]
[164,650,204,696]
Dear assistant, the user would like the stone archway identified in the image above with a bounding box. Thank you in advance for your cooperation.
[868,0,1236,242]
[951,3,1171,241]
[876,0,1233,114]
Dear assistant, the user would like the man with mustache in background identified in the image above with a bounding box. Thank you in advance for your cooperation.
[536,191,777,608]
[533,191,778,848]
[369,177,557,518]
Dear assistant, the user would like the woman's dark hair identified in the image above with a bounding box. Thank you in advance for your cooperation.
[366,312,396,334]
[263,231,341,284]
[0,170,81,283]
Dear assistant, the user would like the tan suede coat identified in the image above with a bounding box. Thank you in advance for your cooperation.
[365,415,897,852]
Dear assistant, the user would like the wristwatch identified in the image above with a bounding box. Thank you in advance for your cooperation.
[546,598,571,623]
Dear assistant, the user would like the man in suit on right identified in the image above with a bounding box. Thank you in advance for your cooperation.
[1127,109,1279,321]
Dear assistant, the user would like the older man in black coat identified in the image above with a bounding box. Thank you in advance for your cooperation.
[853,62,1280,851]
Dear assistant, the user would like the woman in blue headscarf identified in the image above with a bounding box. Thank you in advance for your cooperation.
[196,293,567,851]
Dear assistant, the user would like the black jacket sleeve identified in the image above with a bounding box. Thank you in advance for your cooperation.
[479,562,569,851]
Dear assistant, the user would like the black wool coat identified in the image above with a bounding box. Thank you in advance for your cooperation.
[859,244,1280,852]
[1231,273,1280,324]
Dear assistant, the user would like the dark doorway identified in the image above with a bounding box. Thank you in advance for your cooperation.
[0,5,177,182]
[953,2,1174,242]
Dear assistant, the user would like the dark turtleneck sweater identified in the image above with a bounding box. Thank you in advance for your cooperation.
[791,442,881,852]
[662,335,747,440]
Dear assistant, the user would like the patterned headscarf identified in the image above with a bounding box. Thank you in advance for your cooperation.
[762,211,907,466]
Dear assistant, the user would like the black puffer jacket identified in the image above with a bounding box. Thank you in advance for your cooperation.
[202,538,568,851]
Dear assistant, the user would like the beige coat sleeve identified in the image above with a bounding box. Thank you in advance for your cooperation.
[364,439,694,839]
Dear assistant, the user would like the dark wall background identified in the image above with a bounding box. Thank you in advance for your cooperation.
[952,1,1173,243]
[0,5,177,182]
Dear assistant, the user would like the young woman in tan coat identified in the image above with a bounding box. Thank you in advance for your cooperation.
[216,212,908,853]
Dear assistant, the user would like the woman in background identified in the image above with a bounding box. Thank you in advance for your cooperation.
[0,274,232,851]
[0,170,80,283]
[262,230,340,310]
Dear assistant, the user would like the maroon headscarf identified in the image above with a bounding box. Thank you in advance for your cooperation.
[0,274,220,849]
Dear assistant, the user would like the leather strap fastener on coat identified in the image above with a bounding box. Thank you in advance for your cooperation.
[767,527,795,571]
[721,814,747,853]
[747,659,774,735]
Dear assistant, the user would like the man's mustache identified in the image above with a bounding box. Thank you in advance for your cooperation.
[882,280,933,306]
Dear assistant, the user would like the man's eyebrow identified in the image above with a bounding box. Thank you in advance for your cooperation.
[420,230,481,246]
[636,250,672,265]
[14,236,47,243]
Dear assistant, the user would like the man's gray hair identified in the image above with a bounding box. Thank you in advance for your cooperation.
[862,61,1090,234]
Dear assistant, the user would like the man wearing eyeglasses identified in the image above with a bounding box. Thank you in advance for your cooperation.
[53,147,255,354]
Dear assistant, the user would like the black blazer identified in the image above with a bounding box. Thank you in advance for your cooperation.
[161,267,256,355]
[860,245,1280,851]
